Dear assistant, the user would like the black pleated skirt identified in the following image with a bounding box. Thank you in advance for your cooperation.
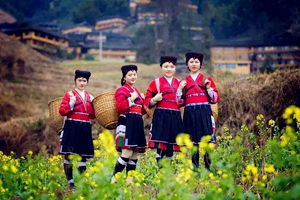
[59,120,94,158]
[183,105,213,144]
[115,113,146,152]
[149,108,183,144]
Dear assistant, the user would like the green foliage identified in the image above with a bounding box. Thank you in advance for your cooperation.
[84,54,94,61]
[0,0,129,25]
[135,0,203,64]
[1,106,299,199]
[0,0,51,20]
[72,0,130,25]
[23,118,45,133]
[199,0,300,39]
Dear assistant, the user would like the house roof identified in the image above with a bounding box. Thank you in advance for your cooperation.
[0,23,68,40]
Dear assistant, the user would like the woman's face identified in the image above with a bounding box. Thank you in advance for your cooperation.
[188,58,201,73]
[124,70,137,85]
[161,62,176,78]
[75,77,88,90]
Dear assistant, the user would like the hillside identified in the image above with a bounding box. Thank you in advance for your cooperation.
[1,32,300,156]
[0,32,164,156]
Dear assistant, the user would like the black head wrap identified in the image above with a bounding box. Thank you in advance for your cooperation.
[185,52,204,65]
[74,70,91,81]
[160,56,177,66]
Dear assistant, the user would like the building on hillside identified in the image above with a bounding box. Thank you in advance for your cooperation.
[36,23,61,34]
[62,22,92,35]
[1,25,70,55]
[84,32,136,61]
[95,18,128,33]
[211,33,300,75]
[134,0,198,25]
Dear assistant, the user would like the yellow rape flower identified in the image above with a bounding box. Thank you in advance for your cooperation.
[282,106,294,119]
[94,150,101,157]
[78,196,84,200]
[199,142,207,149]
[280,135,289,147]
[265,164,275,173]
[241,176,246,182]
[208,143,215,150]
[262,175,267,181]
[259,182,266,187]
[2,165,8,171]
[256,114,264,121]
[222,174,228,179]
[268,119,275,127]
[93,139,99,147]
[201,135,212,143]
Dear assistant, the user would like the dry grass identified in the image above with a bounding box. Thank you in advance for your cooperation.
[217,69,300,135]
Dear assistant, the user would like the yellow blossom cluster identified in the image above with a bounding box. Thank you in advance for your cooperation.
[264,164,275,174]
[199,135,215,156]
[127,170,145,183]
[282,105,300,123]
[98,129,118,157]
[176,134,193,149]
[176,168,193,183]
[280,106,300,148]
[242,164,259,184]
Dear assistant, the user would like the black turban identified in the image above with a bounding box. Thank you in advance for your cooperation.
[74,70,91,81]
[160,56,177,66]
[185,52,204,65]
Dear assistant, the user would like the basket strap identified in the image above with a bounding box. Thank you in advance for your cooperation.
[155,78,160,93]
[68,91,75,98]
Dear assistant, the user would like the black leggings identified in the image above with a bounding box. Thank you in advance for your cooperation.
[192,146,211,170]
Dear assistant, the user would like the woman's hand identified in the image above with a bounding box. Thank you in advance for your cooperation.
[178,80,187,90]
[69,95,76,108]
[130,91,139,102]
[152,92,163,102]
[205,79,211,89]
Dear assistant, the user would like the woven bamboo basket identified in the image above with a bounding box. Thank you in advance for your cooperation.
[145,106,155,118]
[211,103,218,121]
[48,97,63,132]
[93,92,119,129]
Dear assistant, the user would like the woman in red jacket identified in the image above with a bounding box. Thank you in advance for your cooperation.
[59,70,95,189]
[112,65,146,180]
[144,56,183,163]
[177,52,220,171]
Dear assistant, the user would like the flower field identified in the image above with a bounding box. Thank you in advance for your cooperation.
[0,106,299,200]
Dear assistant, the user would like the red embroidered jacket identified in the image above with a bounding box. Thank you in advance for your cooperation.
[59,89,95,122]
[145,76,183,110]
[183,73,220,105]
[115,84,145,115]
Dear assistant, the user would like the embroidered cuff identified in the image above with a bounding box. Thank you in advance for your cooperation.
[207,88,214,98]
